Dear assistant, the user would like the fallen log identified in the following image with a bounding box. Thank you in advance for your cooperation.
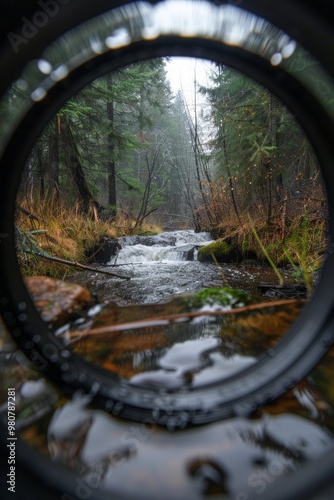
[24,251,131,280]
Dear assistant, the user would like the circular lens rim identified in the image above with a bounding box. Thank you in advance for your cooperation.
[2,1,334,499]
[1,33,334,426]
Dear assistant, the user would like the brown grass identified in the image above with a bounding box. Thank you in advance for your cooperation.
[16,198,162,278]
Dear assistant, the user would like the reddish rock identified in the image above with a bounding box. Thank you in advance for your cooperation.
[25,276,94,327]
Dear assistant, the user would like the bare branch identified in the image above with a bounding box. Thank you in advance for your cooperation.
[68,298,306,341]
[24,251,131,280]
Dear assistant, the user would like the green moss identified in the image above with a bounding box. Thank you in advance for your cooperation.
[186,287,254,310]
[137,230,160,236]
[198,240,239,263]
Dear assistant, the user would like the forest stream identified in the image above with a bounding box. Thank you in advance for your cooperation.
[72,229,300,305]
[1,230,334,499]
[1,3,332,492]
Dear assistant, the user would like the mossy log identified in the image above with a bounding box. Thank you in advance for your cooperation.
[198,237,263,264]
[198,239,241,263]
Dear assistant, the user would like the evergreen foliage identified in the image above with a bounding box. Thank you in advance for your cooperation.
[199,65,324,226]
[4,57,326,283]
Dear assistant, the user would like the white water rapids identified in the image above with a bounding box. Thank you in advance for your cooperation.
[75,229,289,305]
[116,229,213,264]
[103,230,215,303]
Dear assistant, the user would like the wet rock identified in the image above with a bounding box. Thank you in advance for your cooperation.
[120,234,177,247]
[25,276,94,327]
[171,244,196,260]
[85,236,122,264]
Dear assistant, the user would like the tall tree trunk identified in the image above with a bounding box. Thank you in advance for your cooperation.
[37,146,45,200]
[265,158,272,224]
[48,115,60,206]
[60,114,102,219]
[134,153,155,228]
[183,81,214,227]
[267,94,280,223]
[222,129,242,225]
[107,75,117,217]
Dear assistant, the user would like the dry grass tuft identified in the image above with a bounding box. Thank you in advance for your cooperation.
[16,198,162,278]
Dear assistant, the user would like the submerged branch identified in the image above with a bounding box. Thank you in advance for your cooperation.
[24,251,131,280]
[68,298,306,341]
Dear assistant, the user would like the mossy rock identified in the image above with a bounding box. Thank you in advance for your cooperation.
[164,287,256,313]
[184,287,255,310]
[198,239,241,263]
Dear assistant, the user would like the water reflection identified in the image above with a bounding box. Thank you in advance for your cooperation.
[0,264,328,499]
[45,393,333,499]
[69,297,304,387]
[1,314,334,498]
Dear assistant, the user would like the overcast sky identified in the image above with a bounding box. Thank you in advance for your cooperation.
[166,56,214,147]
[166,56,212,102]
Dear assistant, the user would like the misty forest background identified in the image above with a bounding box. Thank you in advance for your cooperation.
[6,57,326,284]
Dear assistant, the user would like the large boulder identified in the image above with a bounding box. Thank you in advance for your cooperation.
[25,276,94,327]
